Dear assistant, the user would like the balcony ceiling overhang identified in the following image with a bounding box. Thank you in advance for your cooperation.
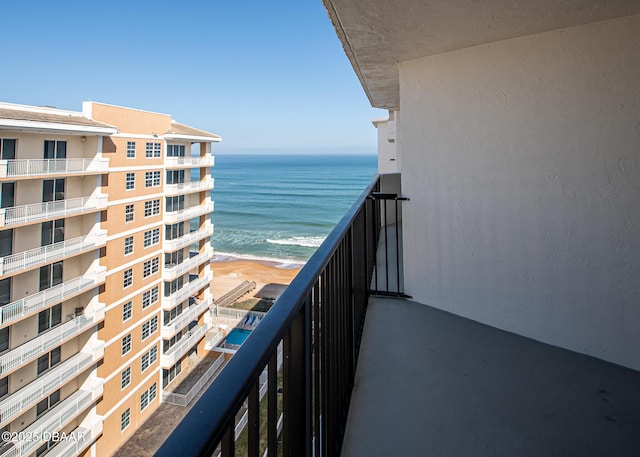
[322,0,640,110]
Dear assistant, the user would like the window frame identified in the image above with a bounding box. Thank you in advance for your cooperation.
[121,334,132,355]
[126,141,136,159]
[124,236,134,256]
[121,367,131,390]
[125,172,135,190]
[125,204,135,223]
[122,301,132,322]
[123,268,133,288]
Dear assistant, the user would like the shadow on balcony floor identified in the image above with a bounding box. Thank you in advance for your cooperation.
[342,297,640,457]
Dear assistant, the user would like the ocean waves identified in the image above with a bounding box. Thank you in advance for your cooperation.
[266,236,326,248]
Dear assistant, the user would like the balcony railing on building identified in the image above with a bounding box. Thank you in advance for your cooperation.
[0,195,108,228]
[0,267,106,326]
[162,296,211,339]
[0,304,105,375]
[162,272,212,311]
[163,199,214,224]
[164,221,214,252]
[164,155,215,169]
[45,421,103,457]
[0,380,103,457]
[0,158,109,179]
[157,175,408,457]
[163,247,214,281]
[0,231,107,277]
[164,177,215,196]
[161,323,209,368]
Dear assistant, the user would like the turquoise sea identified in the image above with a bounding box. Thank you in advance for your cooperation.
[210,154,377,265]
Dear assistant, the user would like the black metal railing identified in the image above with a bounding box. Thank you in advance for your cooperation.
[156,175,405,457]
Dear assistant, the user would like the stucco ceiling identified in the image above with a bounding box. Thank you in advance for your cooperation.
[322,0,640,110]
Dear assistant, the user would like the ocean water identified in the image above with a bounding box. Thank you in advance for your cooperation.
[210,154,377,264]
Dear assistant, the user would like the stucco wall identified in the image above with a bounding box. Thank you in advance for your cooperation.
[398,15,640,369]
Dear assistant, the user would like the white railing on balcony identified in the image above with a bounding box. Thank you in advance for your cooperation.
[161,272,212,310]
[164,155,215,169]
[164,177,215,196]
[163,248,214,281]
[0,388,96,457]
[0,352,94,426]
[161,323,208,368]
[161,297,210,339]
[203,330,225,350]
[0,268,105,326]
[163,200,214,224]
[0,231,107,277]
[0,195,108,228]
[45,423,99,457]
[0,158,109,179]
[0,305,104,375]
[164,222,214,252]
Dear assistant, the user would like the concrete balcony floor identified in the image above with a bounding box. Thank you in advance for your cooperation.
[342,297,640,457]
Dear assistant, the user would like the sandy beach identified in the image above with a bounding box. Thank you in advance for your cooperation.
[210,257,302,302]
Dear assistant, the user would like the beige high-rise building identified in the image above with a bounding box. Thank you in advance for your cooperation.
[0,101,219,456]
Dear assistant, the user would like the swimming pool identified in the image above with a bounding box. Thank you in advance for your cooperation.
[226,328,252,346]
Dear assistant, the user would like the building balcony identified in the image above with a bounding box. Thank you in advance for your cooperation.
[163,221,213,253]
[0,304,105,375]
[163,199,214,224]
[0,158,109,180]
[164,177,215,196]
[0,267,106,327]
[0,195,108,228]
[160,323,208,369]
[45,420,103,457]
[0,231,107,277]
[156,175,640,457]
[161,272,212,311]
[162,247,214,281]
[164,155,215,169]
[0,351,96,426]
[0,386,100,457]
[161,296,210,339]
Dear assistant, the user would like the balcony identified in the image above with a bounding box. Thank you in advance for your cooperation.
[162,247,214,281]
[0,158,109,180]
[156,176,640,457]
[45,421,103,457]
[0,352,95,426]
[161,296,210,339]
[164,155,215,169]
[0,304,104,375]
[163,221,213,253]
[161,272,212,311]
[163,199,214,224]
[0,387,100,457]
[161,323,208,368]
[0,267,106,326]
[0,231,107,277]
[0,195,108,228]
[164,177,215,196]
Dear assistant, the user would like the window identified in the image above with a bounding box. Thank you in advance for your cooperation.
[0,327,8,354]
[167,144,185,157]
[121,367,131,389]
[126,141,136,158]
[121,408,131,431]
[38,303,62,334]
[165,222,184,240]
[43,140,66,159]
[41,219,64,246]
[142,286,158,309]
[145,142,161,158]
[0,229,13,258]
[0,278,11,307]
[0,377,7,399]
[36,389,60,417]
[123,268,133,288]
[163,360,182,388]
[143,258,159,278]
[122,334,132,355]
[164,276,184,297]
[165,195,184,213]
[37,347,61,375]
[122,301,132,321]
[125,204,135,222]
[39,261,63,291]
[142,315,158,340]
[144,199,160,217]
[126,172,135,190]
[143,228,160,248]
[145,171,161,188]
[1,138,17,160]
[141,346,158,372]
[166,169,185,184]
[165,250,184,268]
[124,236,134,255]
[0,183,14,209]
[42,178,65,202]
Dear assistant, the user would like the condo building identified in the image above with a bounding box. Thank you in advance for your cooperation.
[0,101,219,456]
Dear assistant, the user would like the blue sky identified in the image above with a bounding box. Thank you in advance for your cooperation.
[1,1,384,153]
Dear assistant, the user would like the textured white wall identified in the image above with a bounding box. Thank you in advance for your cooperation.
[398,15,640,369]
